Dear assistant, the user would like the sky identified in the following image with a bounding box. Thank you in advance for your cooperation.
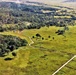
[1,0,76,3]
[0,0,65,3]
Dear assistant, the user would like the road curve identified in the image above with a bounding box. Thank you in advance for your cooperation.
[29,37,34,46]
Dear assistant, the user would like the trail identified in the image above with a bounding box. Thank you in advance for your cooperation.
[0,31,34,47]
[52,55,76,75]
[17,31,34,46]
[29,37,34,46]
[1,31,76,75]
[16,32,34,46]
[13,31,34,46]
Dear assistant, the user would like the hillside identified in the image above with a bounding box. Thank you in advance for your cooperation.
[0,1,76,75]
[0,26,76,75]
[0,2,76,32]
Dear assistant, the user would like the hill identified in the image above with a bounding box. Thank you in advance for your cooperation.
[65,0,76,2]
[0,1,76,75]
[0,26,76,75]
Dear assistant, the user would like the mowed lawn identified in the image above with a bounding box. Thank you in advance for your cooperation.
[0,26,76,75]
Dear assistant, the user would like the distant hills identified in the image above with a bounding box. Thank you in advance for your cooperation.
[0,0,76,4]
[64,0,76,2]
[0,0,76,9]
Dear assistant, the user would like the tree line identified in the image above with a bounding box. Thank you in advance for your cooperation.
[0,2,76,32]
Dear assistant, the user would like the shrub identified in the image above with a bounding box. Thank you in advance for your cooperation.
[36,33,41,37]
[12,52,17,56]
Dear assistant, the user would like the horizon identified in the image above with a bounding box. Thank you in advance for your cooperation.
[0,0,76,9]
[0,0,72,3]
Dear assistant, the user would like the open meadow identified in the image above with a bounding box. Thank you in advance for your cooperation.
[0,26,76,75]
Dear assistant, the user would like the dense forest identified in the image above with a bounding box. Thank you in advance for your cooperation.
[0,2,76,32]
[0,34,27,57]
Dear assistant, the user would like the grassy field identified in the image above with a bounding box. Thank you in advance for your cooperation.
[54,16,71,18]
[0,26,76,75]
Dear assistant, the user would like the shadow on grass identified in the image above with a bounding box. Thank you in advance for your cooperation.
[4,57,14,61]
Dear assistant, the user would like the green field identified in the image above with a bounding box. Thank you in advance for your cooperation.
[0,26,76,75]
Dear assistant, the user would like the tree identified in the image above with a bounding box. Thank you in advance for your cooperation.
[42,37,44,40]
[36,33,41,37]
[12,52,17,56]
[56,30,65,35]
[32,36,35,38]
[52,37,54,40]
[4,58,13,61]
[48,36,50,38]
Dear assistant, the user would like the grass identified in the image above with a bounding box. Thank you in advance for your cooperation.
[56,58,76,75]
[54,16,71,18]
[0,26,76,75]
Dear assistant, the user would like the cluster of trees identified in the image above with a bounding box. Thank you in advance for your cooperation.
[0,14,18,24]
[32,33,52,40]
[0,23,27,32]
[0,34,27,57]
[56,30,65,35]
[55,26,69,35]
